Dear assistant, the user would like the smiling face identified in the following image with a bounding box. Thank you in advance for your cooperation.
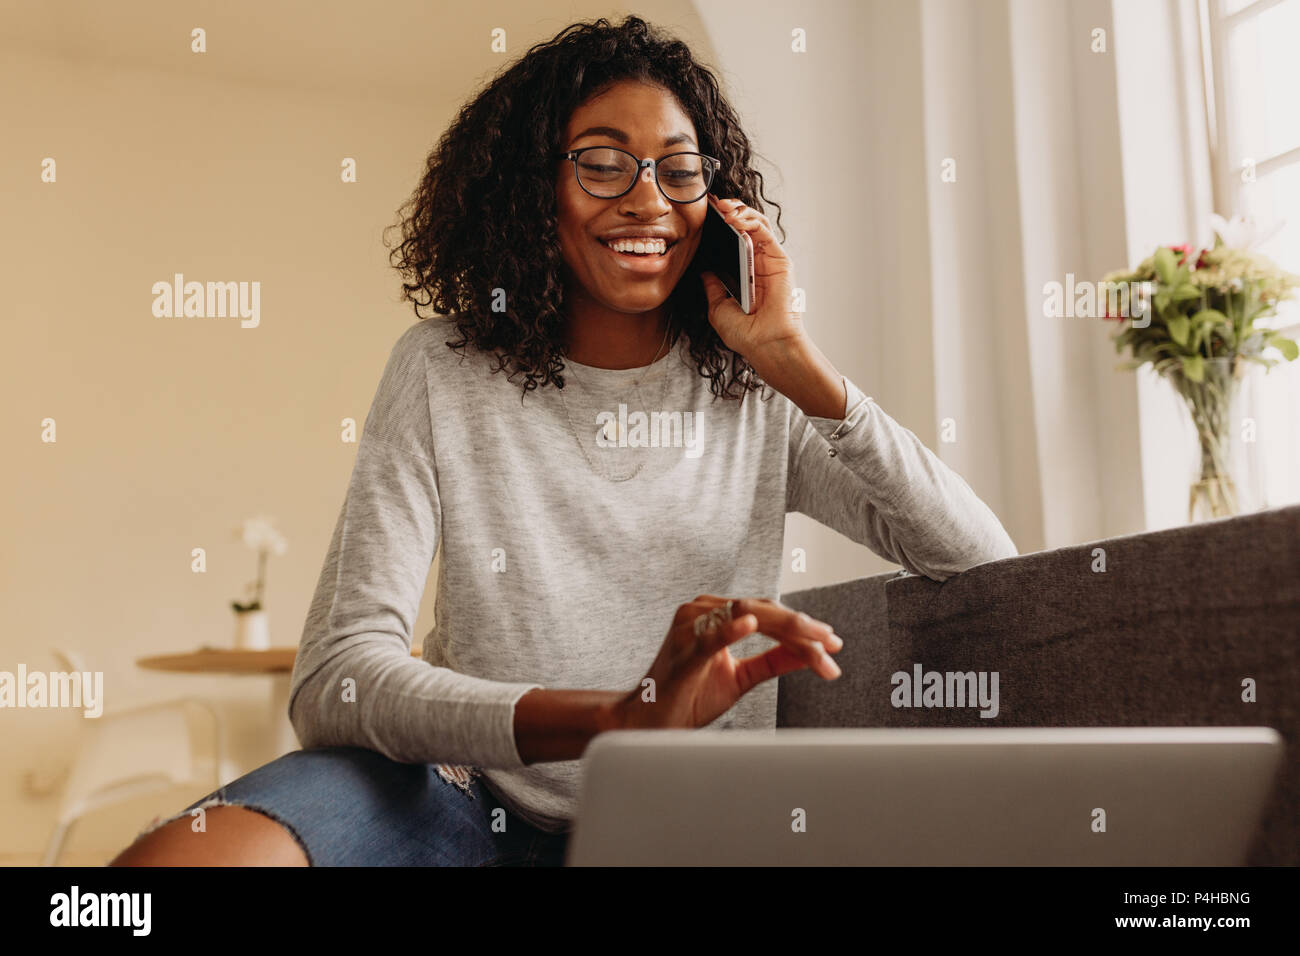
[554,80,708,318]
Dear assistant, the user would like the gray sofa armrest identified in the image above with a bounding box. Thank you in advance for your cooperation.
[778,503,1300,865]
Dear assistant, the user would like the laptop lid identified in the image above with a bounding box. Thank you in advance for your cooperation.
[566,727,1283,866]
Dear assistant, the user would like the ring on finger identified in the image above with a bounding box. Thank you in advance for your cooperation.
[692,600,736,637]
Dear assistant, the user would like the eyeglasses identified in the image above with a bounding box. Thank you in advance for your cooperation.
[556,147,720,204]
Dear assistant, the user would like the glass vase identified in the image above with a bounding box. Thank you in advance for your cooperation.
[1162,356,1248,523]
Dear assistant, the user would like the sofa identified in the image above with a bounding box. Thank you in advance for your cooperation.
[777,503,1300,866]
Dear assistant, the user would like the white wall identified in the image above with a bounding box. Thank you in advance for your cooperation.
[693,0,933,589]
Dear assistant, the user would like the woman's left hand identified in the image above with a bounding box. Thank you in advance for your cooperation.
[699,195,808,365]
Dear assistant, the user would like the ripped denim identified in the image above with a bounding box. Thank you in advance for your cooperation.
[433,763,481,795]
[131,747,567,866]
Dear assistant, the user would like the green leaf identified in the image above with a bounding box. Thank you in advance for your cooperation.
[1154,247,1177,286]
[1170,284,1202,301]
[1190,308,1230,327]
[1269,335,1299,361]
[1183,354,1204,382]
[1167,314,1190,346]
[1155,291,1171,314]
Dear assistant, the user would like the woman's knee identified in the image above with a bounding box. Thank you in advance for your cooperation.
[109,805,310,867]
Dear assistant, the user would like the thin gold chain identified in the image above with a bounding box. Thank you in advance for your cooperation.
[557,325,675,482]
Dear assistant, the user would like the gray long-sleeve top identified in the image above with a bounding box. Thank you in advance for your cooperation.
[288,319,1019,832]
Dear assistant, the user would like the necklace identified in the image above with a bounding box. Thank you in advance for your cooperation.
[557,323,675,482]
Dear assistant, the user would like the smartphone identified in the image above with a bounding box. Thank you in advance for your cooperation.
[696,194,755,314]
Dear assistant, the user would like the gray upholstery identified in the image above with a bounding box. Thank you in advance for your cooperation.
[778,503,1300,866]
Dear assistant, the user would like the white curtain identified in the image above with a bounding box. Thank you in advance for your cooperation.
[697,0,1289,588]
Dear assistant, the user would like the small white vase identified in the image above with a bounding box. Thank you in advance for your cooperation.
[234,609,270,651]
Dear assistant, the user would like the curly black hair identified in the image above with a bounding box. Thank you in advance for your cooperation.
[383,14,785,402]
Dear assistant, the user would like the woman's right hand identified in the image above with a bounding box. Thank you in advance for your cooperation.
[614,595,842,730]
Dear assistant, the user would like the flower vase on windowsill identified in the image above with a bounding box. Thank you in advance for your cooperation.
[1099,214,1299,524]
[231,516,288,651]
[1163,355,1245,522]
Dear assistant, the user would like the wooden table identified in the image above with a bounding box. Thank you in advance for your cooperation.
[137,646,424,764]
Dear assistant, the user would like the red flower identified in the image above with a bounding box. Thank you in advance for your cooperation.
[1168,244,1209,270]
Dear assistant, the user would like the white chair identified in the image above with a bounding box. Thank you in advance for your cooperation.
[40,649,231,866]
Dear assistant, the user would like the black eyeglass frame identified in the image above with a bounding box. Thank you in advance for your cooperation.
[555,147,721,204]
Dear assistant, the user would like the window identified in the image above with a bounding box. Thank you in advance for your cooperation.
[1202,0,1300,507]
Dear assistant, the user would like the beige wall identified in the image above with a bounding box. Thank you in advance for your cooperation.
[1,42,465,861]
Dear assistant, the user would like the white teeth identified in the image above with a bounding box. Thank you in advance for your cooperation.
[605,237,668,255]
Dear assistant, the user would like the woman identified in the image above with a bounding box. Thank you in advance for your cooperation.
[112,15,1016,867]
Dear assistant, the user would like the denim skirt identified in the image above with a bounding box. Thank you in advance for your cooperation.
[137,746,569,866]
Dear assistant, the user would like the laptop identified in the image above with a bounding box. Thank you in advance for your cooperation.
[565,727,1283,866]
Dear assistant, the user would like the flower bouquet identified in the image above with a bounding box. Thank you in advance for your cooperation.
[1101,214,1299,521]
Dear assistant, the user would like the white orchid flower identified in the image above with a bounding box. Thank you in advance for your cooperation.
[238,515,288,555]
[1209,212,1285,250]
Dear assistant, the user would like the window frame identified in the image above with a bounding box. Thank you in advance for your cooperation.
[1197,0,1300,511]
[1200,0,1300,225]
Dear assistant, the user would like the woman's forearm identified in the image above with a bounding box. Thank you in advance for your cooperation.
[513,687,626,764]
